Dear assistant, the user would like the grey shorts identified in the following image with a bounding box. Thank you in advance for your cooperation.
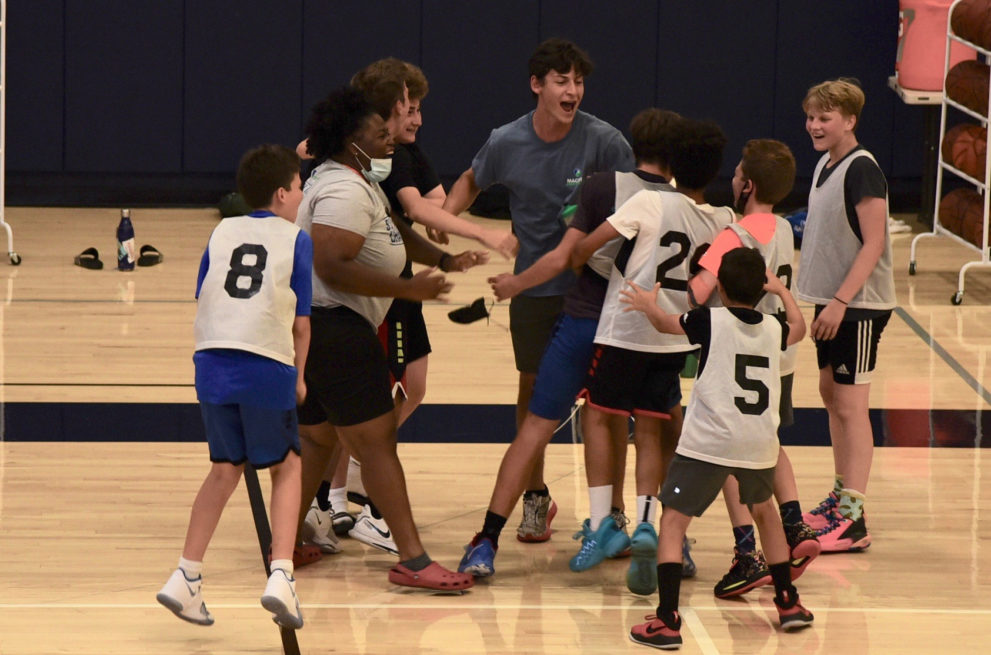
[660,454,775,517]
[509,294,564,374]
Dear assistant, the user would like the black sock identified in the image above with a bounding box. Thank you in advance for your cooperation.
[779,500,803,526]
[769,561,797,607]
[733,525,756,554]
[367,500,383,520]
[316,481,332,512]
[480,511,507,547]
[656,562,683,627]
[524,485,549,499]
[400,552,432,572]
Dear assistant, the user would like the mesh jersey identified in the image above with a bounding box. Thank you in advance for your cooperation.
[583,171,675,280]
[595,190,734,352]
[195,215,304,366]
[726,215,798,374]
[677,306,785,469]
[797,150,896,309]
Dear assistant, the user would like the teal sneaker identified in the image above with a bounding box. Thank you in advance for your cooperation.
[606,509,632,558]
[626,522,658,595]
[569,516,622,572]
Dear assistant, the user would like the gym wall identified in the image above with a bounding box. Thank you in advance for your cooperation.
[5,0,921,207]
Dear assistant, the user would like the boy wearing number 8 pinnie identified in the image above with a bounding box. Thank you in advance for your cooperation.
[622,247,813,650]
[156,144,312,631]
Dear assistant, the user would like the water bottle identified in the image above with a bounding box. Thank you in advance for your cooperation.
[116,209,136,271]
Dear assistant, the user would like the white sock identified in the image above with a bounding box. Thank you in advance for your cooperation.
[636,495,658,524]
[178,557,202,578]
[328,486,347,513]
[588,485,612,531]
[270,559,294,578]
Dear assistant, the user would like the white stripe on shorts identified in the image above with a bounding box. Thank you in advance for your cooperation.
[856,319,873,377]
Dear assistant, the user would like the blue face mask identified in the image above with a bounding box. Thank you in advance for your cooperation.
[352,142,392,183]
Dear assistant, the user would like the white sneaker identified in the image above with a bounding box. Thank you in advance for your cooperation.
[346,457,368,506]
[302,500,342,553]
[348,504,398,555]
[156,568,214,626]
[331,509,356,536]
[260,568,303,630]
[889,216,911,233]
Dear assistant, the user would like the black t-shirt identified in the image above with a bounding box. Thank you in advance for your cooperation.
[379,142,442,278]
[380,142,442,224]
[564,169,669,319]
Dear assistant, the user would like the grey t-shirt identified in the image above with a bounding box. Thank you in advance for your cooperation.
[472,110,634,297]
[296,160,406,327]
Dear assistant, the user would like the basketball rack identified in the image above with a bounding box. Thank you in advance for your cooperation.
[909,0,990,304]
[0,2,22,266]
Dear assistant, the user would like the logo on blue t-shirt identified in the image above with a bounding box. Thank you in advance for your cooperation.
[567,167,583,187]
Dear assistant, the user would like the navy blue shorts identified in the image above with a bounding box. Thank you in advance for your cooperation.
[528,314,599,420]
[201,402,300,469]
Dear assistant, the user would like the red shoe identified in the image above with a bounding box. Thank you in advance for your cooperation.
[269,544,322,569]
[516,496,557,543]
[388,562,474,592]
[775,593,814,631]
[817,515,871,553]
[629,612,682,649]
[784,521,822,579]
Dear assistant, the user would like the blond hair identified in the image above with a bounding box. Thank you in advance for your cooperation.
[802,77,866,129]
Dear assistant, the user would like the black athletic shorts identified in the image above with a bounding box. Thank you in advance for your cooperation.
[509,294,564,374]
[813,308,891,385]
[378,298,432,394]
[581,345,685,418]
[297,306,394,427]
[660,454,775,517]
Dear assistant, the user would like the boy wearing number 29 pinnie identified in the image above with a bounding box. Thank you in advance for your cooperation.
[156,144,312,632]
[622,247,813,650]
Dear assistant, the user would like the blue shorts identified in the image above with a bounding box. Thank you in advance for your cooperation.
[200,402,300,469]
[528,314,599,421]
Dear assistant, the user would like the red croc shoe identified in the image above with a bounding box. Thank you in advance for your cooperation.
[388,562,474,592]
[269,544,322,569]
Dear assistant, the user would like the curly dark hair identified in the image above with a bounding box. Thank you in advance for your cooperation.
[629,108,682,168]
[669,118,727,190]
[304,86,376,162]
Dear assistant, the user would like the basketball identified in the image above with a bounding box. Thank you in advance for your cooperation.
[942,123,988,178]
[962,198,986,247]
[938,188,982,235]
[946,60,991,115]
[951,0,991,48]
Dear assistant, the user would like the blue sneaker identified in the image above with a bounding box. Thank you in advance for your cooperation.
[682,535,697,578]
[569,517,621,572]
[605,509,632,558]
[626,522,658,595]
[458,535,496,578]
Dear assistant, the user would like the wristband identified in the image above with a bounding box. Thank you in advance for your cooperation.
[833,295,848,305]
[438,253,452,272]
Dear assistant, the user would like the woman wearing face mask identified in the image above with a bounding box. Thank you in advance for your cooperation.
[294,86,474,591]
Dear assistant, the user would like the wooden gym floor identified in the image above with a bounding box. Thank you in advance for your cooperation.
[0,207,989,654]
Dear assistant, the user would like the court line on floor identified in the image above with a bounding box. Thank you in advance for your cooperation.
[895,306,991,406]
[2,602,989,615]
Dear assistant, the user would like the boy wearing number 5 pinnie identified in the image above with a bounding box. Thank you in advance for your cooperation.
[157,145,312,631]
[568,119,733,589]
[622,247,813,650]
